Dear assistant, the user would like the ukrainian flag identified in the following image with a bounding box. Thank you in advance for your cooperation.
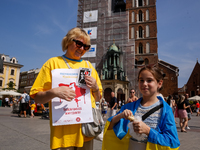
[102,97,180,150]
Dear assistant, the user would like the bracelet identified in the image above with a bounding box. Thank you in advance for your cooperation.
[92,89,99,93]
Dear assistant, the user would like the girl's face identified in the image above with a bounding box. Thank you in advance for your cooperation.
[138,70,163,97]
[66,38,87,60]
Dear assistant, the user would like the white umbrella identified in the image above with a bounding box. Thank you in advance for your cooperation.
[0,90,22,96]
[188,95,200,101]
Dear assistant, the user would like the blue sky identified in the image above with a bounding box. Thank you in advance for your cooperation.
[1,0,200,88]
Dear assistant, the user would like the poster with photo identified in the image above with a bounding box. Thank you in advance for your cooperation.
[51,69,93,126]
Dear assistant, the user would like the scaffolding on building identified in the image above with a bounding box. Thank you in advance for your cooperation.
[77,0,138,90]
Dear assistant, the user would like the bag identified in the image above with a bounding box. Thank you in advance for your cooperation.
[82,108,104,137]
[25,94,30,103]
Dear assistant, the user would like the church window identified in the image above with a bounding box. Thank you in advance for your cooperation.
[0,80,2,87]
[131,27,134,38]
[144,58,149,65]
[132,12,135,22]
[146,9,149,21]
[135,59,138,68]
[146,0,149,5]
[139,43,143,54]
[146,43,150,53]
[139,0,143,6]
[132,0,135,7]
[139,10,143,21]
[11,69,15,75]
[139,26,143,38]
[146,25,149,37]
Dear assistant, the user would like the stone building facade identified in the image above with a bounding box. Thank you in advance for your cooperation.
[0,54,23,91]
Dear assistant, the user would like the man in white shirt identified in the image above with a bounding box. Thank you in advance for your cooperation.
[18,90,29,118]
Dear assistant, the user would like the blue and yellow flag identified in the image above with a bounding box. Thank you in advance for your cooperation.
[102,97,180,150]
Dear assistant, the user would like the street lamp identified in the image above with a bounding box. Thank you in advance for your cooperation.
[197,85,199,95]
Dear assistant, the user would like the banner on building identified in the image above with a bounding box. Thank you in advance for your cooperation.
[83,10,98,23]
[82,44,96,58]
[83,27,97,39]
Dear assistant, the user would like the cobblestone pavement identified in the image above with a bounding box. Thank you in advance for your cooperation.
[0,107,200,150]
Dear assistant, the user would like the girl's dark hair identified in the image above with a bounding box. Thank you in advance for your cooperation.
[167,95,173,105]
[138,66,164,91]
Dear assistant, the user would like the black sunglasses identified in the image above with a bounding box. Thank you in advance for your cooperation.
[73,39,91,51]
[130,92,135,93]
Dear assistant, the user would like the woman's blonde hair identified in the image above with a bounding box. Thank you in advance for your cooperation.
[178,95,185,104]
[61,27,91,52]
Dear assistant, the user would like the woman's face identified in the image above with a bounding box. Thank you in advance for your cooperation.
[66,38,88,60]
[130,90,135,97]
[138,70,162,97]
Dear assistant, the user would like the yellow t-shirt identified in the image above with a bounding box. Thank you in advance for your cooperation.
[30,56,102,149]
[31,104,36,111]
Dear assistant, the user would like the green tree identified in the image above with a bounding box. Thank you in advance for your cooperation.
[2,81,17,90]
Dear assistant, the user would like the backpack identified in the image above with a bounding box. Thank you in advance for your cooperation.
[25,94,30,103]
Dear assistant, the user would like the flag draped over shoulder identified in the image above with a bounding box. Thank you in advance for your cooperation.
[102,97,180,150]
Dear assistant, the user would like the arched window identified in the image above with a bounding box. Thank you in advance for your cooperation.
[11,69,15,75]
[139,0,143,6]
[131,27,134,38]
[146,0,149,5]
[144,58,149,65]
[132,0,135,7]
[146,9,149,21]
[0,80,2,87]
[146,25,149,37]
[139,26,143,38]
[139,10,143,21]
[132,11,135,22]
[146,42,150,53]
[135,59,138,68]
[139,43,143,54]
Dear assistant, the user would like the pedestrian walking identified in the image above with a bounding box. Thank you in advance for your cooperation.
[18,90,29,118]
[196,100,199,116]
[101,98,108,118]
[109,92,117,117]
[184,93,192,129]
[177,95,189,132]
[30,101,36,118]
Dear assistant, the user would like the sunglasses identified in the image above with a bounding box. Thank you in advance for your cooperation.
[130,92,135,93]
[73,39,91,51]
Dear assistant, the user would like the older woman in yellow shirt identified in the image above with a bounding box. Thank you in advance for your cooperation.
[30,27,102,150]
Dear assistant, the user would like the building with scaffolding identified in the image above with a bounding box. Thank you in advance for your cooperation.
[76,0,179,101]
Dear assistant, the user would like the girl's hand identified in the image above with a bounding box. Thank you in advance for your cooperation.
[85,75,99,91]
[55,86,76,101]
[122,109,133,120]
[132,121,150,135]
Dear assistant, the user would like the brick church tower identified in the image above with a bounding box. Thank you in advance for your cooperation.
[126,0,158,67]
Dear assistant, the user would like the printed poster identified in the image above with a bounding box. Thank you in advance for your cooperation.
[51,69,93,126]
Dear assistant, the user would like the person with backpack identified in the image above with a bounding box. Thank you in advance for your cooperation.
[18,90,30,118]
